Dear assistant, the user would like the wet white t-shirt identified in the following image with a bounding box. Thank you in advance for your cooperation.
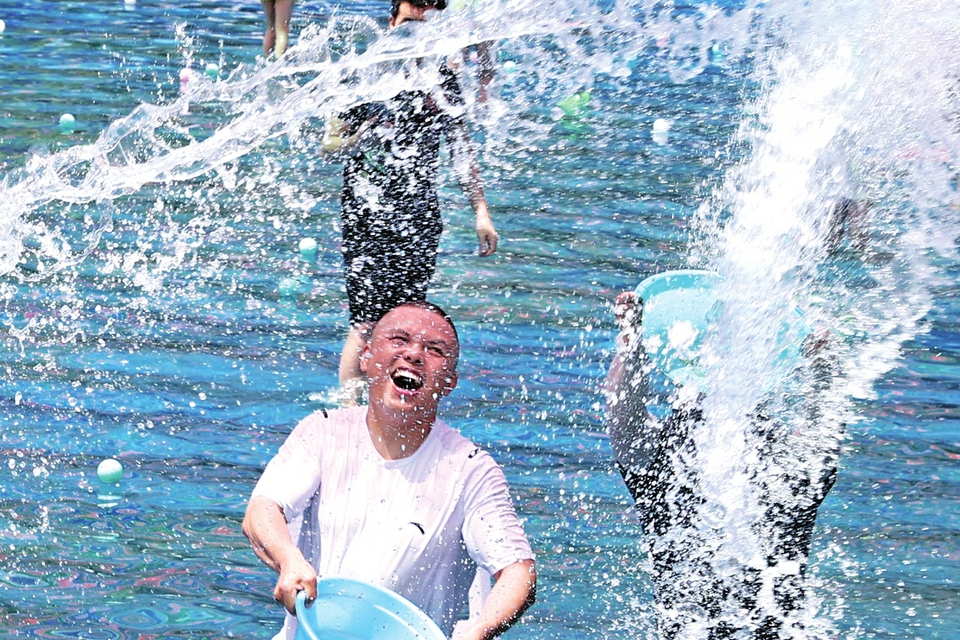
[251,406,533,638]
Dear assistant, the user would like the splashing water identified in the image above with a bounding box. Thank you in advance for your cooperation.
[1,0,959,637]
[665,0,960,635]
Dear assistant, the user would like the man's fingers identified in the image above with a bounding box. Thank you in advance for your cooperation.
[478,230,499,256]
[274,574,318,615]
[613,292,636,323]
[303,578,318,604]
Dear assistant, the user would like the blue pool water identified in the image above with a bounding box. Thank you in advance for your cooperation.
[0,0,958,637]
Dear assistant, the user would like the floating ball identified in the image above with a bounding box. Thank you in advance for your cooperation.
[557,91,591,117]
[298,237,318,257]
[0,20,6,34]
[502,60,517,73]
[59,113,76,134]
[652,118,671,133]
[652,118,671,144]
[278,277,299,297]
[709,43,725,63]
[179,68,193,85]
[205,63,219,81]
[124,0,136,4]
[97,458,123,484]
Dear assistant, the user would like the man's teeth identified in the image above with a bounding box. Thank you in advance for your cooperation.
[392,370,423,391]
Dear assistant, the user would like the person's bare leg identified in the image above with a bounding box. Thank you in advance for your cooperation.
[476,41,495,103]
[273,0,294,58]
[339,323,373,406]
[262,1,277,58]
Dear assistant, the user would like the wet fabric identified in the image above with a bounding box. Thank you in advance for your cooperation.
[339,65,465,325]
[617,401,840,639]
[252,406,534,638]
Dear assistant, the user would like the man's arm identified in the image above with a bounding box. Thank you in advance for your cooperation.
[454,559,536,640]
[322,102,388,155]
[604,291,661,475]
[242,495,318,614]
[448,120,499,256]
[322,115,375,155]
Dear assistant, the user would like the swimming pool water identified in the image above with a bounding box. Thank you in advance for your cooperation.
[0,1,958,638]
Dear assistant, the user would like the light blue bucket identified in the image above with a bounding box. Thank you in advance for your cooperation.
[634,269,723,387]
[634,269,808,388]
[294,577,447,640]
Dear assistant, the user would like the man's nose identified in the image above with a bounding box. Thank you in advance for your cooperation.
[401,341,425,363]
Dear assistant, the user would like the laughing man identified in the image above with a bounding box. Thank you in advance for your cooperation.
[243,301,535,639]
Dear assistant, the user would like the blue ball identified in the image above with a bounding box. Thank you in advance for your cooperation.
[59,113,76,134]
[298,237,318,258]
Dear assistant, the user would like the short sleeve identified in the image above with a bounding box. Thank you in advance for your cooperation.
[340,101,390,136]
[439,64,465,110]
[459,452,534,577]
[250,411,326,520]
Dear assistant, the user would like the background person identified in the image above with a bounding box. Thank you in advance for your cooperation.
[604,289,843,639]
[262,0,294,59]
[324,0,498,403]
[243,302,535,640]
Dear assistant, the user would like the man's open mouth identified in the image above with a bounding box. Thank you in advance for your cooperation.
[391,368,423,392]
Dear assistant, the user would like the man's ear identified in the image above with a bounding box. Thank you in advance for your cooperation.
[441,370,458,396]
[359,343,372,374]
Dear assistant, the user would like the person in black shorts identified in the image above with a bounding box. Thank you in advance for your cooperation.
[324,0,497,403]
[604,290,843,639]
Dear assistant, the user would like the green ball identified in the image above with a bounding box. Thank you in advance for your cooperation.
[97,458,123,484]
[59,113,76,134]
[557,91,591,117]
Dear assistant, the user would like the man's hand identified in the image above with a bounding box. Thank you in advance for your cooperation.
[273,554,318,615]
[476,216,499,256]
[475,203,498,256]
[243,496,318,615]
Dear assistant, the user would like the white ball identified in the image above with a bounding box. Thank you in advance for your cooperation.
[97,458,123,484]
[298,237,318,254]
[0,20,6,34]
[652,118,672,133]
